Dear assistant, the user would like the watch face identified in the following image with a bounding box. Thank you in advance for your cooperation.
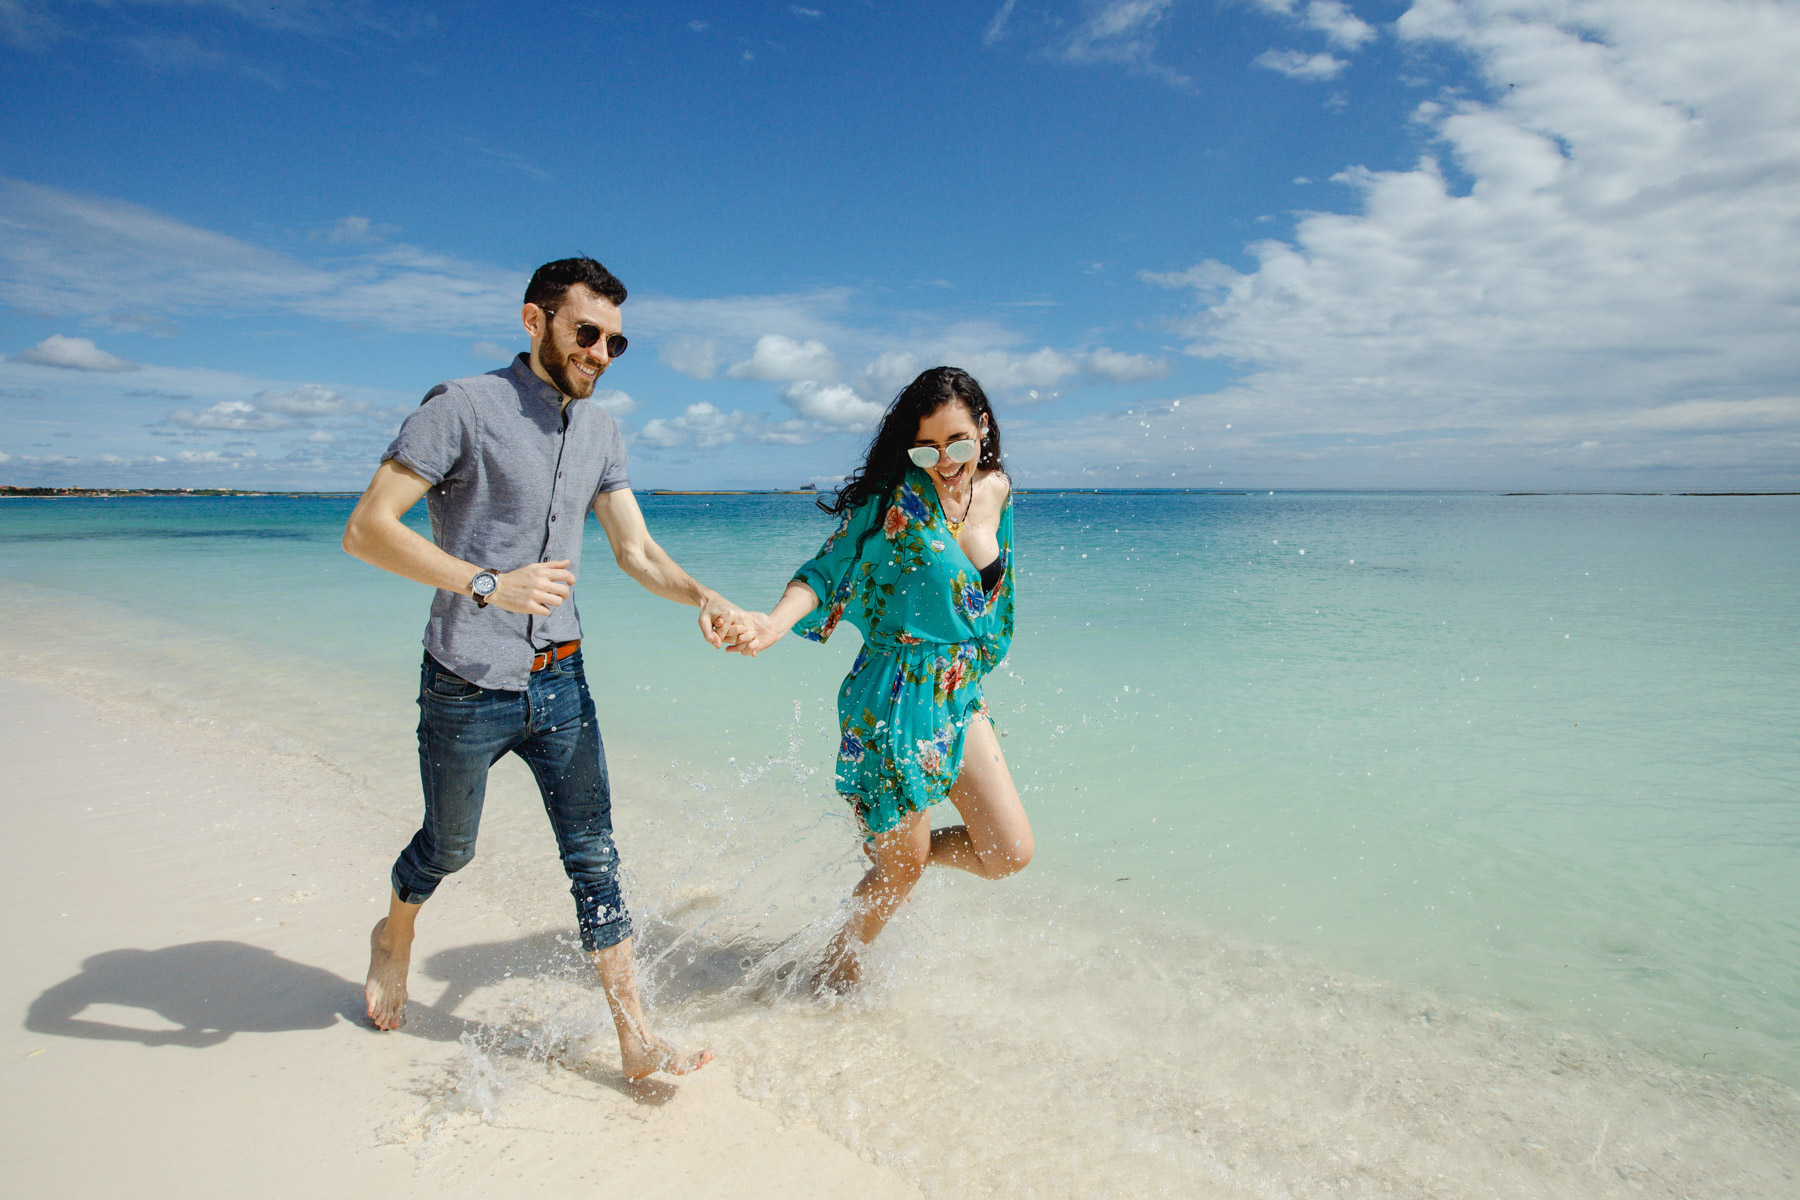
[472,572,497,596]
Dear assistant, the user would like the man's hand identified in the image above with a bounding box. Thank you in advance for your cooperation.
[492,560,576,616]
[697,591,743,649]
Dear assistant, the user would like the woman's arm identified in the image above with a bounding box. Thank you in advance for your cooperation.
[725,580,820,656]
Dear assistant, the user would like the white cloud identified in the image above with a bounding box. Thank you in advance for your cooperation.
[0,177,524,335]
[175,448,257,464]
[1252,0,1377,51]
[255,383,343,417]
[318,214,401,244]
[1302,1,1375,50]
[753,418,820,446]
[1255,48,1348,80]
[1119,0,1800,485]
[635,402,750,449]
[984,0,1017,45]
[659,335,721,379]
[958,346,1081,390]
[471,340,516,361]
[15,334,138,372]
[635,403,833,450]
[863,350,923,397]
[780,380,885,429]
[305,430,335,443]
[167,400,289,431]
[1085,346,1170,383]
[590,388,637,416]
[726,333,839,382]
[1059,0,1187,85]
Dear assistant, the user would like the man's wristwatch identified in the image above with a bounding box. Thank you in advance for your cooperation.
[470,568,500,608]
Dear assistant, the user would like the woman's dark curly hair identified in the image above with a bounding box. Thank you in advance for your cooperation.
[820,366,1003,516]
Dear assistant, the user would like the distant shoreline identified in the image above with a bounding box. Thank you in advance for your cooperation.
[3,484,1796,500]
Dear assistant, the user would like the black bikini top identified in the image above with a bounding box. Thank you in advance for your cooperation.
[978,554,1004,593]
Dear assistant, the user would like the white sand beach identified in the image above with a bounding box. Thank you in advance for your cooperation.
[0,676,918,1199]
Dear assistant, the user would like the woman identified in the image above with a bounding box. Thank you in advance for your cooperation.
[725,366,1033,991]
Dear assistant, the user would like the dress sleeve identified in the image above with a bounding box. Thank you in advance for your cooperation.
[790,495,884,644]
[978,497,1016,671]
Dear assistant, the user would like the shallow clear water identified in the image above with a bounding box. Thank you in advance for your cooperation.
[5,491,1798,1195]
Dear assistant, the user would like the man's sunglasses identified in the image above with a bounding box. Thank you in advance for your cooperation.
[907,438,979,469]
[542,307,628,358]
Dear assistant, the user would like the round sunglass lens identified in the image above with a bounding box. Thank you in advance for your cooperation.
[946,439,978,463]
[908,447,940,468]
[573,324,601,348]
[606,334,628,357]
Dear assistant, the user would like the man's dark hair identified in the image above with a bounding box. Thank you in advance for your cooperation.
[524,258,627,310]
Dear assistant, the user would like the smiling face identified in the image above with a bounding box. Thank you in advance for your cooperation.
[524,283,622,400]
[913,401,988,490]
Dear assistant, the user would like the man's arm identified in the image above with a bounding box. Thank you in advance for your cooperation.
[590,487,736,647]
[342,460,574,616]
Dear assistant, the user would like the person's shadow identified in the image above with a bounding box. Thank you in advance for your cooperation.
[23,941,478,1049]
[20,930,783,1100]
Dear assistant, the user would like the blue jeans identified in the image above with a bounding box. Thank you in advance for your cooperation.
[391,649,630,951]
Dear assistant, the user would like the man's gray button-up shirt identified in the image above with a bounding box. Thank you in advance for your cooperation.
[383,354,630,691]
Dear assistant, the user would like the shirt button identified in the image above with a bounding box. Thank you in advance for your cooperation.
[550,514,558,522]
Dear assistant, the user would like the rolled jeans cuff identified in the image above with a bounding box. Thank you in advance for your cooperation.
[390,861,438,907]
[576,889,632,952]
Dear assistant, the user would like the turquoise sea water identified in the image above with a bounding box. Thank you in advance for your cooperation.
[5,491,1798,1193]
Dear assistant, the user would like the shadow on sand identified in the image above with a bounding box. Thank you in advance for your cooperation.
[20,924,798,1101]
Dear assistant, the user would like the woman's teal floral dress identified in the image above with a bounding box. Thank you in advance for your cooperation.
[791,466,1015,836]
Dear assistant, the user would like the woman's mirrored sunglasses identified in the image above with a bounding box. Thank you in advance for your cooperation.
[542,307,628,358]
[907,438,979,469]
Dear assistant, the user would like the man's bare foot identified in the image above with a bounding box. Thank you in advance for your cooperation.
[619,1037,714,1081]
[365,917,411,1030]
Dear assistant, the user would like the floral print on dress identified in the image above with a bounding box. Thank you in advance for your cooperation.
[790,466,1015,835]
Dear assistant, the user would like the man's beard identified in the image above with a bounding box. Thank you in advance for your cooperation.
[539,329,597,399]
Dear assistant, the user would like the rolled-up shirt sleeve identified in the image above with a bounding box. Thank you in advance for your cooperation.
[596,417,631,494]
[383,384,473,486]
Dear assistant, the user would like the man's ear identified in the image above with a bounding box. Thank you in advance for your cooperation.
[521,303,546,341]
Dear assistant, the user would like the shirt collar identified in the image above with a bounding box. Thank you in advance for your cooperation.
[508,353,577,416]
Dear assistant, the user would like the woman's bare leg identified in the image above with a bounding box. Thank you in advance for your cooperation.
[816,811,931,992]
[929,713,1034,879]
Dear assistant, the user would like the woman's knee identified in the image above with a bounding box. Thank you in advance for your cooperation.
[876,833,930,882]
[983,833,1033,879]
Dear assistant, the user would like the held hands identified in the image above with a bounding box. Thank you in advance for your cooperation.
[491,560,576,616]
[714,611,785,657]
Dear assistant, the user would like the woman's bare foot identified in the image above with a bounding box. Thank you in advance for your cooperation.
[813,939,862,994]
[364,917,411,1030]
[619,1037,714,1081]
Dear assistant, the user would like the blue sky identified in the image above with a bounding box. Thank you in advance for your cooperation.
[2,0,1796,490]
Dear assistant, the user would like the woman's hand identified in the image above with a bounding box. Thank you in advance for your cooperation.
[721,612,785,657]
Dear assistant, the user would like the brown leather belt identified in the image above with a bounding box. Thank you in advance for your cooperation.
[531,640,580,672]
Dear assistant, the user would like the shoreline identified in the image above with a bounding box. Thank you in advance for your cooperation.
[9,486,1800,499]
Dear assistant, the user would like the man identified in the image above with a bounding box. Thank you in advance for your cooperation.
[343,257,727,1078]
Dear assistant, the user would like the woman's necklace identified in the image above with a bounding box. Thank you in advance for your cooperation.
[943,477,976,535]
